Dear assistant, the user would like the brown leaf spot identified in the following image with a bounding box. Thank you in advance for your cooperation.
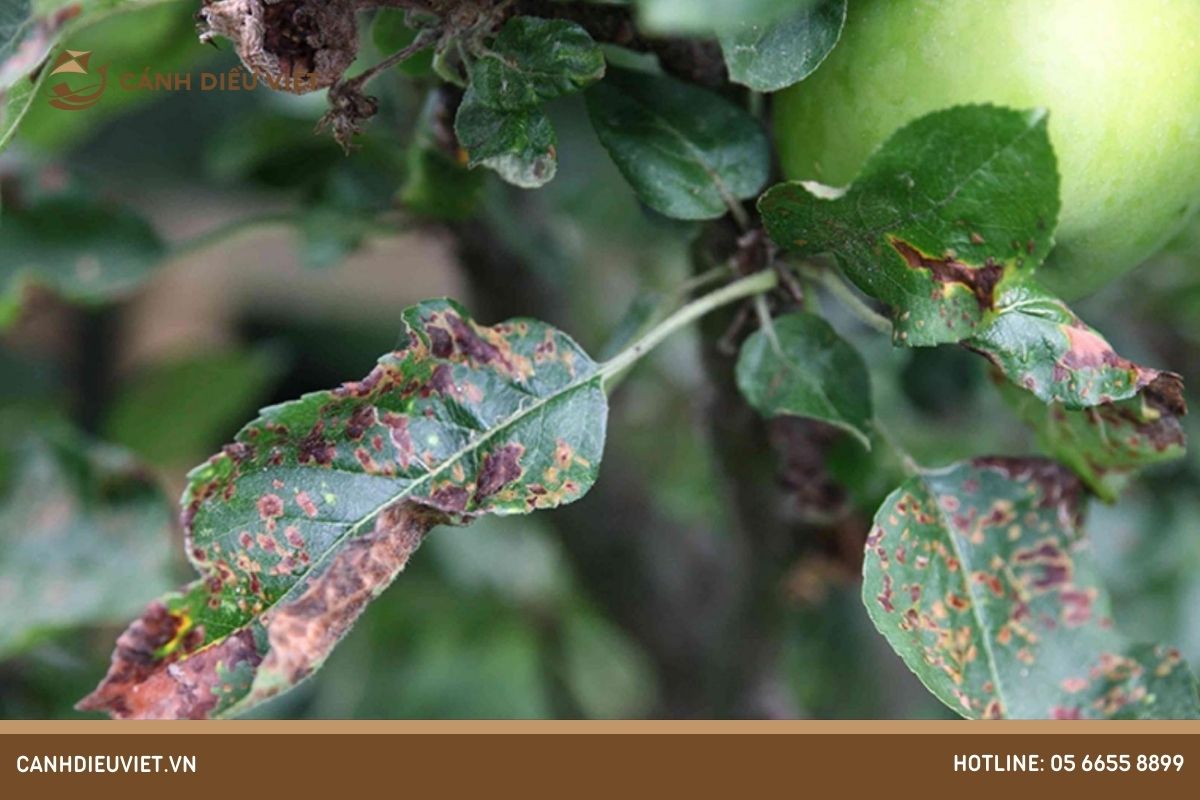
[257,493,284,522]
[295,492,319,518]
[77,603,259,720]
[344,405,376,441]
[297,421,335,466]
[474,443,525,504]
[258,503,443,689]
[890,237,1003,308]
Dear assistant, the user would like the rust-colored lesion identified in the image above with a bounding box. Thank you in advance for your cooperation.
[76,602,260,720]
[78,502,445,719]
[889,237,1004,309]
[258,503,445,688]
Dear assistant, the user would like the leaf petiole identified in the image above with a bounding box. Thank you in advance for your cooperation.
[599,269,779,388]
[809,264,893,335]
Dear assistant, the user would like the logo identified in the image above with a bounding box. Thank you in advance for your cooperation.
[47,50,109,111]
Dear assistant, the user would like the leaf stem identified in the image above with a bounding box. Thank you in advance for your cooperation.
[873,420,922,478]
[811,265,893,336]
[599,269,778,387]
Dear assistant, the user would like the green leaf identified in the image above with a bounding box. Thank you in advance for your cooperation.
[969,281,1175,408]
[455,87,557,189]
[719,0,846,92]
[994,375,1186,503]
[761,105,1060,346]
[103,347,286,469]
[0,192,166,327]
[736,311,872,447]
[586,67,770,220]
[636,0,819,34]
[79,299,609,719]
[863,457,1200,719]
[469,17,604,111]
[0,429,174,659]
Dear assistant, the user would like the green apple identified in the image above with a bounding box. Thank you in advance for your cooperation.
[775,0,1200,299]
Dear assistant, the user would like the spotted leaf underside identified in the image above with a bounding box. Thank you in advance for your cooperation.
[864,458,1200,719]
[79,299,607,719]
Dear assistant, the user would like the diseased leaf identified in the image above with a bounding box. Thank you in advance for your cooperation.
[0,1,35,84]
[719,0,845,92]
[736,311,872,447]
[760,105,1060,346]
[863,457,1200,719]
[0,429,174,659]
[586,67,770,220]
[79,299,608,719]
[453,16,602,190]
[994,375,1187,503]
[0,192,166,327]
[455,88,557,189]
[469,17,604,111]
[969,281,1178,409]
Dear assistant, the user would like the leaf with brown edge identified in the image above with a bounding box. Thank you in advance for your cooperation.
[863,457,1200,719]
[79,299,607,719]
[967,281,1180,410]
[759,105,1060,346]
[993,372,1186,503]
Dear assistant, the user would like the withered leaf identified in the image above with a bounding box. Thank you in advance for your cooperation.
[863,457,1200,719]
[80,299,607,718]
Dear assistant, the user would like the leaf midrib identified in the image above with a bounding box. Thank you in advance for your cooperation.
[922,472,1012,718]
[205,364,604,650]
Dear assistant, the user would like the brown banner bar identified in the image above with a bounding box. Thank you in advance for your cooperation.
[2,723,1199,799]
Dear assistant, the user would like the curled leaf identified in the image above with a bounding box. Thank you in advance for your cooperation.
[993,373,1186,502]
[969,282,1176,409]
[587,67,771,220]
[719,0,846,92]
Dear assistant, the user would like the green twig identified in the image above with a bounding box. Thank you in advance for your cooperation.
[600,269,779,388]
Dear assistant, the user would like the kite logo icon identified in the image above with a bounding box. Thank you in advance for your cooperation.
[47,50,109,111]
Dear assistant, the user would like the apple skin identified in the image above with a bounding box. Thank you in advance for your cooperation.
[775,0,1200,299]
